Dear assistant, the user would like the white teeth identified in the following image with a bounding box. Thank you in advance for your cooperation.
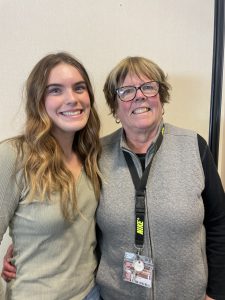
[133,107,150,114]
[61,111,81,116]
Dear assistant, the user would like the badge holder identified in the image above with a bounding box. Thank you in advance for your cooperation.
[123,250,154,288]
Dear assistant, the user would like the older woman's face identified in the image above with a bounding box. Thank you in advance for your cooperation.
[116,73,163,137]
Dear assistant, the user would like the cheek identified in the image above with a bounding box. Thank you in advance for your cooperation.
[44,98,57,118]
[44,97,52,110]
[85,98,91,112]
[44,101,49,113]
[117,102,131,117]
[44,104,52,118]
[83,91,91,103]
[152,96,162,108]
[150,100,163,114]
[86,99,91,110]
[45,94,60,108]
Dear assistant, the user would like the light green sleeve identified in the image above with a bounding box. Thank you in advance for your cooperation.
[0,141,22,243]
[0,278,4,299]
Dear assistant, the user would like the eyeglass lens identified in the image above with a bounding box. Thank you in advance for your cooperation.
[116,81,159,102]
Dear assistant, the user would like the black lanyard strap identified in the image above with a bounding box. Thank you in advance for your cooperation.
[123,126,164,251]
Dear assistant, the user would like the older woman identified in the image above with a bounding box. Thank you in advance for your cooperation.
[96,57,225,300]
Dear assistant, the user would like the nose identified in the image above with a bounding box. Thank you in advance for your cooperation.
[65,89,77,105]
[134,87,146,101]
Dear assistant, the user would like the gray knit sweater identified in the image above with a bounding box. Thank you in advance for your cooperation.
[0,141,97,300]
[97,123,207,300]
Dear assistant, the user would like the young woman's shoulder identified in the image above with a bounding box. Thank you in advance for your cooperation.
[0,139,17,157]
[0,138,16,154]
[0,137,25,167]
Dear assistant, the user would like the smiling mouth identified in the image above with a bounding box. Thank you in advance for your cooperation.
[60,110,83,116]
[132,107,151,115]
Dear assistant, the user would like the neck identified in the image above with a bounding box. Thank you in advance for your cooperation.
[125,125,160,154]
[51,129,74,159]
[53,131,82,179]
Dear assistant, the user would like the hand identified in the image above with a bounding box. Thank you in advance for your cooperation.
[205,295,215,300]
[1,244,16,282]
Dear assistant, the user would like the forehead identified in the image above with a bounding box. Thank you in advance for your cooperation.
[47,63,84,83]
[121,73,151,86]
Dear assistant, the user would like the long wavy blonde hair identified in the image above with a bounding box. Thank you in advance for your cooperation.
[12,52,102,221]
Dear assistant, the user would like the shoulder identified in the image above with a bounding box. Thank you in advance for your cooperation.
[101,128,122,148]
[163,123,201,157]
[197,134,208,158]
[0,141,19,187]
[100,128,123,165]
[0,139,17,159]
[0,138,25,170]
[164,123,197,138]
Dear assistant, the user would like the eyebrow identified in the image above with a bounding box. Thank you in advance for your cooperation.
[46,80,86,89]
[46,83,62,89]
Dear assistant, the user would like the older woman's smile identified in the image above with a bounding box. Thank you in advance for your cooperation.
[132,107,151,114]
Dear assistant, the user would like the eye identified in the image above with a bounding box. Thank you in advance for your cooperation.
[119,87,134,96]
[74,83,87,93]
[142,83,154,91]
[142,82,158,91]
[46,86,62,95]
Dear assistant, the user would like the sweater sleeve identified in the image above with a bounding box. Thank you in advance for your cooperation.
[0,141,21,243]
[197,134,225,299]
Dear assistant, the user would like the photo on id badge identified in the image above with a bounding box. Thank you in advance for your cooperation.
[123,252,154,288]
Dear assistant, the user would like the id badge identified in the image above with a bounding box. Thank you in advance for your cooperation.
[123,252,154,288]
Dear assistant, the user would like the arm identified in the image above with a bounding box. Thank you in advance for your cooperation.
[198,135,225,300]
[0,141,22,282]
[204,296,215,300]
[1,244,16,281]
[0,142,21,241]
[0,141,22,237]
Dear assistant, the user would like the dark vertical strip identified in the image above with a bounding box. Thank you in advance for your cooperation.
[209,0,224,167]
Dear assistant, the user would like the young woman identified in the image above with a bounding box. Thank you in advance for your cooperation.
[0,52,102,299]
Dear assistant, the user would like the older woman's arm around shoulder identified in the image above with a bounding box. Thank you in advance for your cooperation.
[205,296,215,300]
[1,244,16,281]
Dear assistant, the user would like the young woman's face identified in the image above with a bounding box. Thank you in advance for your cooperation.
[45,63,90,139]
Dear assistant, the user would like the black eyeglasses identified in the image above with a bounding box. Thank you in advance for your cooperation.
[115,81,159,102]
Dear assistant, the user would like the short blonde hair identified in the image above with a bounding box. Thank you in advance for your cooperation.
[103,56,171,116]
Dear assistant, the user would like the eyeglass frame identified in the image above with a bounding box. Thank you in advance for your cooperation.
[115,81,160,102]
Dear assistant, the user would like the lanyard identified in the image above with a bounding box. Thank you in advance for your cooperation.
[123,126,164,253]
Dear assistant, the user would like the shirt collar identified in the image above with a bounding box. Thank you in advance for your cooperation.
[120,119,164,154]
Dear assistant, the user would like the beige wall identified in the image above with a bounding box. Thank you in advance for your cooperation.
[0,0,214,139]
[1,0,223,290]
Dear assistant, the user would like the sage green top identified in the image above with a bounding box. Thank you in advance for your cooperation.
[0,279,4,299]
[0,141,98,300]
